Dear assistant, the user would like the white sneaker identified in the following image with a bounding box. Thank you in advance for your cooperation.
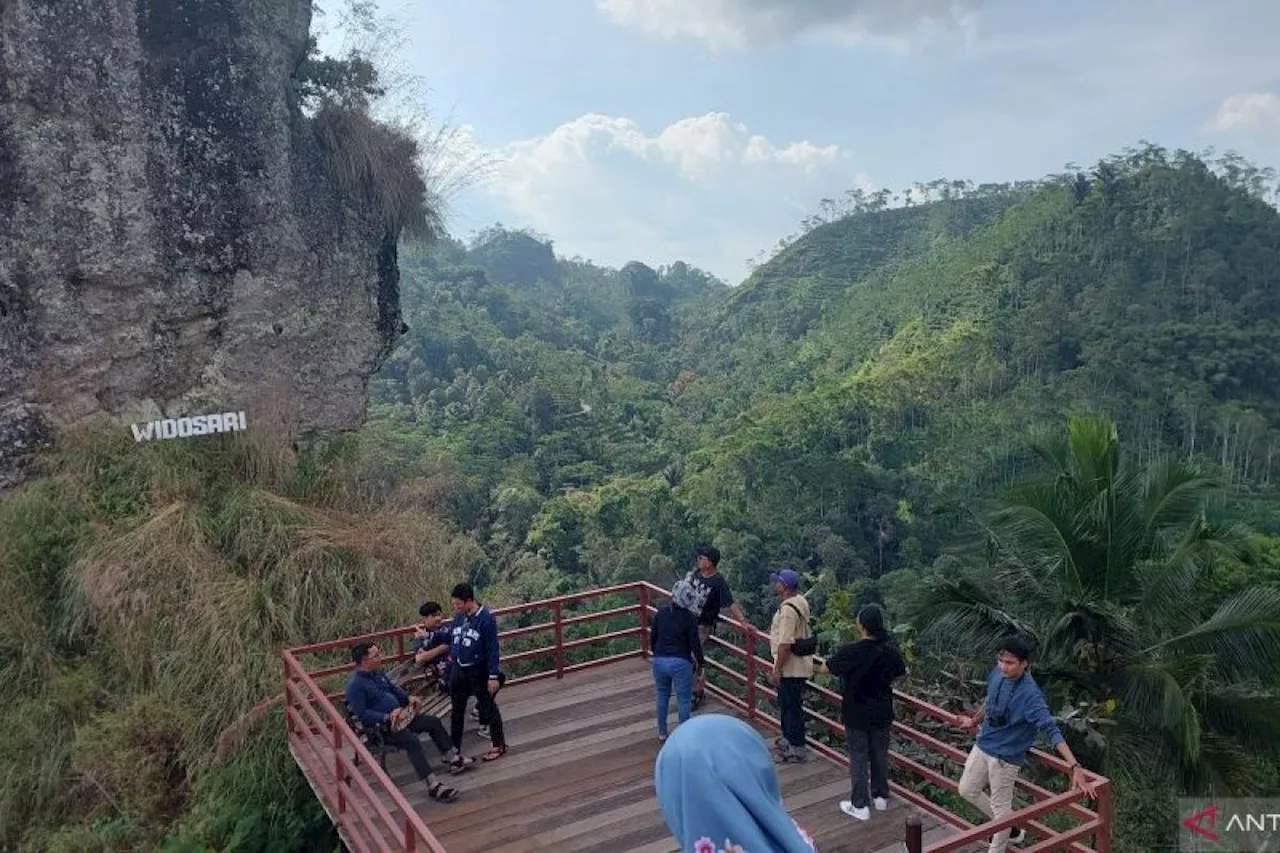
[873,797,888,811]
[1009,827,1026,843]
[839,801,870,821]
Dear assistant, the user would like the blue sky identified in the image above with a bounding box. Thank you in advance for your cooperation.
[320,0,1279,285]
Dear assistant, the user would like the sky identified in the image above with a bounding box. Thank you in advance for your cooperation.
[319,0,1280,285]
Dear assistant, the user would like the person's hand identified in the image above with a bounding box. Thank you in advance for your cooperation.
[387,708,404,728]
[409,696,422,714]
[956,714,978,734]
[770,667,781,687]
[1070,765,1097,798]
[488,677,500,696]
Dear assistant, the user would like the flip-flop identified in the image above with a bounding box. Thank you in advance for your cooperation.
[448,755,475,774]
[428,781,459,802]
[482,745,508,762]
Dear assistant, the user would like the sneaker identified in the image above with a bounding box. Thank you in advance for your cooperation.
[873,797,888,811]
[839,801,870,821]
[774,736,789,750]
[476,725,490,739]
[1009,827,1025,843]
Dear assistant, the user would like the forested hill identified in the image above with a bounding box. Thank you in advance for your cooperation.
[363,144,1279,622]
[681,145,1280,497]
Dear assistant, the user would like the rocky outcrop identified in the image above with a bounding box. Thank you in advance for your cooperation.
[0,0,406,486]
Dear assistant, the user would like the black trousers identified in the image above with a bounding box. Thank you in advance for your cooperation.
[778,677,807,749]
[383,713,450,781]
[477,671,507,726]
[846,723,891,807]
[450,664,505,749]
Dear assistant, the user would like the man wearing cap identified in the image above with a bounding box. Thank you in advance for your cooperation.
[769,569,814,762]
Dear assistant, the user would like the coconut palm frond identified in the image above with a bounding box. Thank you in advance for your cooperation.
[1140,457,1220,532]
[1150,585,1280,682]
[910,576,1033,657]
[1195,683,1280,759]
[987,501,1083,596]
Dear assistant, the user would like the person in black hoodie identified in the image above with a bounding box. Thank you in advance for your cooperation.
[823,603,907,822]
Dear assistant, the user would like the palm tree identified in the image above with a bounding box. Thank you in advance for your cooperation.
[912,416,1280,794]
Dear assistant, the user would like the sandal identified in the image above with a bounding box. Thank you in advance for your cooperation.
[448,755,475,774]
[428,781,459,802]
[482,745,508,762]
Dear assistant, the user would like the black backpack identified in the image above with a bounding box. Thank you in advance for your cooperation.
[784,601,818,656]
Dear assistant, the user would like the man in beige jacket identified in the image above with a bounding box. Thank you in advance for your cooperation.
[769,569,814,763]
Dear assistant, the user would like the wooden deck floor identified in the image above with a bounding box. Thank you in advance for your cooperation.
[360,656,954,853]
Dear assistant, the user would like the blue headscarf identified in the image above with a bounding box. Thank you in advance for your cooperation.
[654,714,818,853]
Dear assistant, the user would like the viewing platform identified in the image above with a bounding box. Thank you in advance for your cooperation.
[283,582,1113,853]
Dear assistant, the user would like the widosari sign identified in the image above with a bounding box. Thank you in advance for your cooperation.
[129,411,248,443]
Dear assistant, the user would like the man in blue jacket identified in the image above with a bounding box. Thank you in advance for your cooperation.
[448,582,508,761]
[343,643,465,800]
[954,636,1096,852]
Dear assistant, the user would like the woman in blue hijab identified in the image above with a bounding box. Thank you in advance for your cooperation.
[655,713,820,853]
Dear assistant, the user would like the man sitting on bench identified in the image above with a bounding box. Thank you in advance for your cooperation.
[345,642,474,790]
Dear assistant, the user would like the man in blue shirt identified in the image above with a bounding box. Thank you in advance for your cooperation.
[447,583,508,761]
[343,643,467,800]
[954,637,1096,852]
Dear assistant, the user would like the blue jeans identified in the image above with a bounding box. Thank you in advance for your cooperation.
[652,656,695,735]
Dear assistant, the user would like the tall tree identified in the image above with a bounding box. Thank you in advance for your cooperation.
[912,417,1280,793]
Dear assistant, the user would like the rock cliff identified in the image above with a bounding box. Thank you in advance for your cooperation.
[0,0,407,486]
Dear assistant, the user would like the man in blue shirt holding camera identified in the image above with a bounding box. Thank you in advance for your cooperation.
[954,637,1096,852]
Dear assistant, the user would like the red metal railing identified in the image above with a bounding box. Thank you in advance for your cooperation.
[282,582,652,853]
[637,582,1113,853]
[283,580,1112,853]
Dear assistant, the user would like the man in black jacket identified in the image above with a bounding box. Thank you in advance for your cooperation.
[822,604,907,821]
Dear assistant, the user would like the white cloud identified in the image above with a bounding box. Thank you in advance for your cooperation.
[1207,93,1280,139]
[597,0,989,50]
[469,113,865,284]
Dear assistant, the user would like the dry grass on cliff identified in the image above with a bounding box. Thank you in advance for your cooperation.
[0,422,485,848]
[313,103,437,238]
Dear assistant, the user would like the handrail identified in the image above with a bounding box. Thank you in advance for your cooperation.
[282,648,447,853]
[282,583,654,853]
[284,580,1113,853]
[635,581,1112,853]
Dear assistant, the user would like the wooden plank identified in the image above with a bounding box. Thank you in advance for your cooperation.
[317,657,960,853]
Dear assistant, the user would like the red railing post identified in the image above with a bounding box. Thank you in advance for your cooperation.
[554,600,565,678]
[905,816,923,853]
[396,629,405,663]
[744,628,757,721]
[333,714,346,818]
[405,816,417,853]
[1094,779,1113,853]
[639,584,651,657]
[283,657,294,737]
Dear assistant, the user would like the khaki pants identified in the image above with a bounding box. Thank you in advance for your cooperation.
[958,745,1021,853]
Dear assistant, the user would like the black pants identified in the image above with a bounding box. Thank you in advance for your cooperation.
[383,713,450,781]
[778,677,807,749]
[477,671,507,726]
[450,664,505,749]
[846,723,891,807]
